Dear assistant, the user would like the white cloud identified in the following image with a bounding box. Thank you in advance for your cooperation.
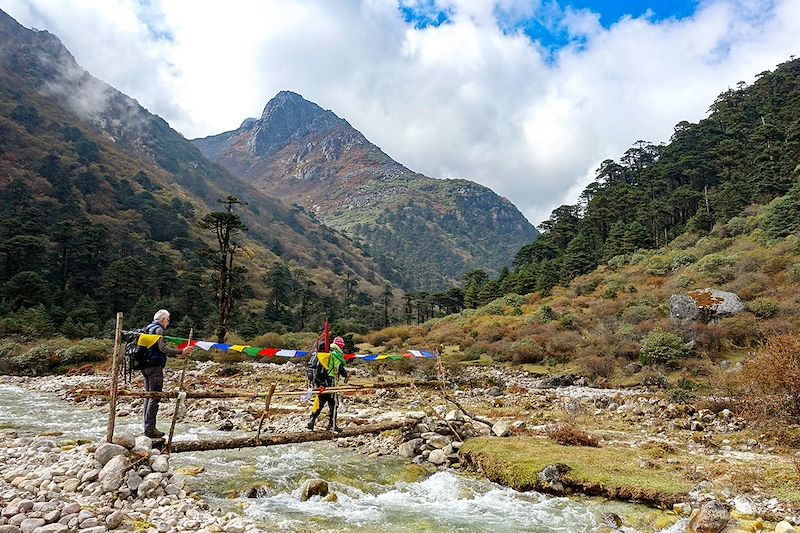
[1,0,798,226]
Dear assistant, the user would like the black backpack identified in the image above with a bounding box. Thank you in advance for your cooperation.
[122,324,158,382]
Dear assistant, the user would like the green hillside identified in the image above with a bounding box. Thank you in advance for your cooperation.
[0,10,393,340]
[367,58,800,385]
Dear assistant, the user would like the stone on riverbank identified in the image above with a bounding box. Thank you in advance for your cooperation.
[688,500,731,533]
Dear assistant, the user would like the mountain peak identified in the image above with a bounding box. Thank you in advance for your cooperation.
[251,91,346,157]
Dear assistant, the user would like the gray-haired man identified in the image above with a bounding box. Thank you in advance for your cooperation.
[141,309,193,438]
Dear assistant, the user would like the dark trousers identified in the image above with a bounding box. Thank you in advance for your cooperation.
[311,393,337,427]
[142,365,164,432]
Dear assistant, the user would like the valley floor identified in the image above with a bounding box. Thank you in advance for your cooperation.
[2,359,800,531]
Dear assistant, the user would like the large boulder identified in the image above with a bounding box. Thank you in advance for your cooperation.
[94,443,128,466]
[670,289,744,323]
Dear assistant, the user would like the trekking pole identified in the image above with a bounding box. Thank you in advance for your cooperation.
[166,328,192,454]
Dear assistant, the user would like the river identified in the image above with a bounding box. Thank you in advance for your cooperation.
[0,383,686,532]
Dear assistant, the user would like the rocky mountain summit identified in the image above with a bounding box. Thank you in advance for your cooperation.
[193,92,537,290]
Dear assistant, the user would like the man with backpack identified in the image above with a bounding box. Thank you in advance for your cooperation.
[306,336,349,432]
[141,309,192,438]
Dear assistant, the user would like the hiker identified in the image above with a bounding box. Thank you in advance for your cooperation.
[141,309,193,438]
[306,336,349,432]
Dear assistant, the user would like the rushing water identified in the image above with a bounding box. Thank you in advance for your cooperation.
[0,384,686,532]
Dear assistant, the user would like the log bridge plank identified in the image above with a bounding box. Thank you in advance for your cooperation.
[167,419,412,453]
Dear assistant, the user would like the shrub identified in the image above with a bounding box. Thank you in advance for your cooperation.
[731,334,800,423]
[695,254,737,283]
[621,304,654,325]
[748,298,779,319]
[603,280,625,300]
[675,275,693,289]
[544,331,581,363]
[11,338,72,375]
[532,305,558,324]
[57,338,113,366]
[558,312,576,329]
[646,256,670,276]
[367,325,417,347]
[249,332,284,349]
[580,355,616,379]
[545,422,599,447]
[509,338,545,364]
[787,263,800,284]
[670,251,697,271]
[639,329,689,367]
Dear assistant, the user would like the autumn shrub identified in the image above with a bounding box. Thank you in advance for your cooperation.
[686,323,725,358]
[621,304,655,325]
[729,334,800,423]
[721,272,768,301]
[532,305,558,324]
[544,331,581,362]
[249,332,285,349]
[367,325,417,347]
[580,355,616,379]
[639,329,689,367]
[281,331,319,350]
[718,313,762,347]
[574,276,602,295]
[747,298,779,319]
[545,422,599,447]
[603,280,625,300]
[509,338,545,364]
[646,256,670,276]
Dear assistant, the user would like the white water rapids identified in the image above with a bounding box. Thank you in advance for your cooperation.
[0,383,687,532]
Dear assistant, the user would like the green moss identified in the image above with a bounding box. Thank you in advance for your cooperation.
[460,436,695,504]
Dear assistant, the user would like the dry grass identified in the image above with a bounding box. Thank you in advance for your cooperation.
[545,422,600,447]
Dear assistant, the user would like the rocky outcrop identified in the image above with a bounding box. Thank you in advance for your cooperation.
[670,289,744,323]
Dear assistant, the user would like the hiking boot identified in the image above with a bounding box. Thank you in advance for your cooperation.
[306,414,318,431]
[326,425,341,433]
[144,428,165,438]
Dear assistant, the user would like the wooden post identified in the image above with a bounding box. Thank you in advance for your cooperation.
[106,312,123,443]
[166,329,192,454]
[255,382,277,443]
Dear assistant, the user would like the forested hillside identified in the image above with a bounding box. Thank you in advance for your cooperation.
[0,10,394,340]
[460,58,800,305]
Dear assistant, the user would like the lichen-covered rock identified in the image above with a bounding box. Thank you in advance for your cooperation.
[671,289,744,323]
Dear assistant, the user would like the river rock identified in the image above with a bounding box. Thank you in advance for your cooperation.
[31,525,68,533]
[444,410,462,422]
[732,495,756,516]
[98,455,129,492]
[775,521,798,533]
[427,435,450,449]
[20,518,46,533]
[428,449,447,465]
[105,511,124,529]
[398,438,423,458]
[111,432,136,450]
[491,421,512,437]
[134,436,153,450]
[137,473,163,497]
[94,443,128,466]
[537,464,570,491]
[151,456,169,473]
[688,500,730,532]
[299,479,328,501]
[125,471,143,491]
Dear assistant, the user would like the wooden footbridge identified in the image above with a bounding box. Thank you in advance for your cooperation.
[88,313,443,455]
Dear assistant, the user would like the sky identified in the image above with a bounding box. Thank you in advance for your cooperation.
[1,0,798,226]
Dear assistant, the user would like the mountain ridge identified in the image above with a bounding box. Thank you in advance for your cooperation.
[192,91,537,291]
